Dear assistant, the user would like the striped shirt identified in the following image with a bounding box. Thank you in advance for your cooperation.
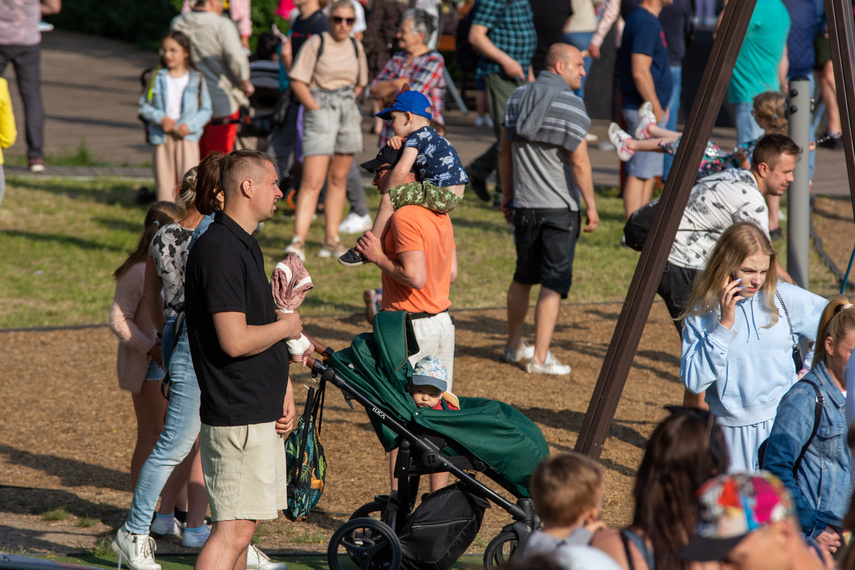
[503,75,590,210]
[472,0,537,80]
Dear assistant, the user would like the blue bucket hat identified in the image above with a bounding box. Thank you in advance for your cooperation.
[411,355,448,392]
[376,90,432,121]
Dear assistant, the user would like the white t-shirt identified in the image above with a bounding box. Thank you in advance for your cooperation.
[165,72,190,121]
[667,168,770,270]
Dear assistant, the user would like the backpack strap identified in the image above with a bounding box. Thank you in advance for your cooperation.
[620,528,655,570]
[792,378,824,477]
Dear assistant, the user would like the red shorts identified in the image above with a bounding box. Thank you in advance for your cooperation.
[200,111,239,157]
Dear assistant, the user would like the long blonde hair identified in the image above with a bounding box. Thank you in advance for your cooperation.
[813,295,855,369]
[681,222,779,327]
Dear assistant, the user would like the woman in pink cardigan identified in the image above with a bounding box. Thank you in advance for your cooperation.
[109,201,182,488]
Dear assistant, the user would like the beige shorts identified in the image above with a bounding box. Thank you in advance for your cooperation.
[200,422,287,521]
[301,88,363,157]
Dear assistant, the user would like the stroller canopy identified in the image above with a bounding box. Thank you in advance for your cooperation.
[329,311,549,498]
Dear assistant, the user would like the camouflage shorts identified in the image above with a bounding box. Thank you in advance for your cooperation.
[388,181,462,213]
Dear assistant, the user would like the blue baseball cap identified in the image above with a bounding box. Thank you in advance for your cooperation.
[376,90,432,121]
[411,355,448,392]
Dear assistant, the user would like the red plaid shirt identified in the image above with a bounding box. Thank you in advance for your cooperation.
[370,49,446,147]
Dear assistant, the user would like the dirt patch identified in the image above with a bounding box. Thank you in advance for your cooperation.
[0,303,687,557]
[813,196,855,286]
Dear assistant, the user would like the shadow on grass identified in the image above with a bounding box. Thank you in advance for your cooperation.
[0,230,126,253]
[8,178,143,209]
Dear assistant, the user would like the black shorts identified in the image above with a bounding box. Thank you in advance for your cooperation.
[657,262,698,334]
[512,208,580,298]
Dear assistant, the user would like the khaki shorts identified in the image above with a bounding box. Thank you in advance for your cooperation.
[301,88,363,157]
[200,422,287,521]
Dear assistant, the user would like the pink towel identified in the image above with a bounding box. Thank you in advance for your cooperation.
[272,253,313,312]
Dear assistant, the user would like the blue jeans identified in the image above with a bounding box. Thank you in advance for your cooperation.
[161,316,176,372]
[734,101,764,145]
[125,327,201,534]
[564,31,594,98]
[662,65,682,180]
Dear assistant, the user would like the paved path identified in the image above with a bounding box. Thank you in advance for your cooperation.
[2,29,853,201]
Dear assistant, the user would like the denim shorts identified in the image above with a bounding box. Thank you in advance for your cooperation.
[144,358,165,381]
[301,87,363,157]
[512,208,580,298]
[623,107,665,179]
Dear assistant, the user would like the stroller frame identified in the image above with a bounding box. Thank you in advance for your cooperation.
[305,339,539,570]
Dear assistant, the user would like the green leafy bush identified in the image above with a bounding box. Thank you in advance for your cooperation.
[51,0,285,52]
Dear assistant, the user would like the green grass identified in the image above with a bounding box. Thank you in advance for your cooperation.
[5,138,107,167]
[32,553,485,569]
[41,507,70,521]
[0,176,842,329]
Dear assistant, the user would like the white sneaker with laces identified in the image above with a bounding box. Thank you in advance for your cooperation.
[338,212,373,234]
[112,527,162,570]
[503,341,535,364]
[181,525,211,548]
[526,351,572,375]
[284,238,305,262]
[608,123,635,162]
[635,101,656,140]
[246,544,287,570]
[150,515,182,538]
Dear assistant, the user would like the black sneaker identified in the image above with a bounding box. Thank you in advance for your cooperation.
[769,227,783,241]
[819,131,844,150]
[338,247,366,267]
[465,165,491,202]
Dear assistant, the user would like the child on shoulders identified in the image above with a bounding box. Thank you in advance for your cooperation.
[523,453,621,570]
[339,88,468,267]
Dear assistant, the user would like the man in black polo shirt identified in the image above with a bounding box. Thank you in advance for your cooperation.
[185,149,302,570]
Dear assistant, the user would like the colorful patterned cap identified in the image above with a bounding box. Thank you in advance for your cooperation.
[678,471,795,562]
[411,355,448,392]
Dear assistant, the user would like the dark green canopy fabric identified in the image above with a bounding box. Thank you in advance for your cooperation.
[328,311,549,498]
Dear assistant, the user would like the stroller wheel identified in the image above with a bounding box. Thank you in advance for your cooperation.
[350,500,386,523]
[483,531,520,570]
[328,517,402,570]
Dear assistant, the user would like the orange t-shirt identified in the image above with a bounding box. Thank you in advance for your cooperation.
[381,205,454,314]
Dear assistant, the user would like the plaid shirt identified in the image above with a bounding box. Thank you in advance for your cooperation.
[370,50,446,147]
[472,0,537,80]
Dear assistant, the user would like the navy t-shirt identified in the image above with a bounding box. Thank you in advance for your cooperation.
[530,0,573,74]
[619,6,673,110]
[659,0,694,65]
[291,9,328,65]
[405,126,469,187]
[783,0,818,78]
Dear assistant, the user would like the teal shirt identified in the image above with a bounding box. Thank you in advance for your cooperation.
[728,0,790,104]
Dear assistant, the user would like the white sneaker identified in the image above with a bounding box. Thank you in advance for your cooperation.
[608,123,635,162]
[181,525,211,548]
[284,238,305,262]
[112,527,161,570]
[338,212,372,234]
[503,341,535,364]
[635,101,656,140]
[246,544,287,570]
[586,132,599,143]
[150,515,182,538]
[475,115,493,128]
[526,351,572,375]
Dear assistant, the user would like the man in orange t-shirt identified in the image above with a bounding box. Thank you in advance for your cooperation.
[356,149,457,391]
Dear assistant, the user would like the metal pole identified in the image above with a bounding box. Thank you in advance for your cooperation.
[574,0,757,459]
[787,78,811,288]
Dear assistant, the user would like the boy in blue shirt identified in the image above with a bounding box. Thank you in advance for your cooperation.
[339,88,468,266]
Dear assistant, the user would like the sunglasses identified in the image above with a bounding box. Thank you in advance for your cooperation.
[332,16,355,25]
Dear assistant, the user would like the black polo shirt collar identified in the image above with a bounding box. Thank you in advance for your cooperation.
[215,210,256,251]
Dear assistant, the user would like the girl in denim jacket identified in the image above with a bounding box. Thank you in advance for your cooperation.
[764,296,853,555]
[139,31,212,202]
[680,223,828,472]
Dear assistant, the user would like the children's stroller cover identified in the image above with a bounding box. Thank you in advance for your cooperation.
[328,311,549,498]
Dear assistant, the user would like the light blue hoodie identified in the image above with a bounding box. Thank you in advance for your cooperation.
[681,282,827,427]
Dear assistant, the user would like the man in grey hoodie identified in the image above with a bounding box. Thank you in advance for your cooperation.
[172,0,254,157]
[499,43,599,376]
